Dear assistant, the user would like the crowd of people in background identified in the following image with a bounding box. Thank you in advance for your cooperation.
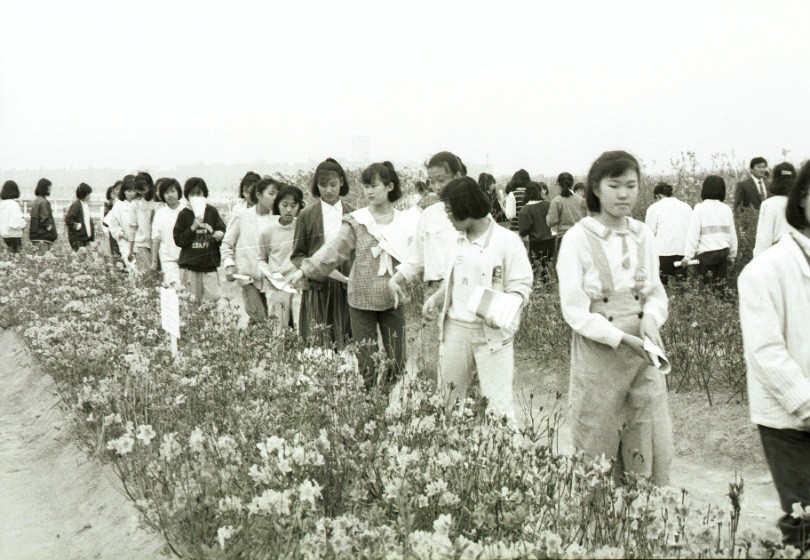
[1,151,809,549]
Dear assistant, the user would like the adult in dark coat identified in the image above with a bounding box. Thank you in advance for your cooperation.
[734,156,770,212]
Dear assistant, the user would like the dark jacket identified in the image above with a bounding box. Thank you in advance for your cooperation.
[291,200,355,290]
[29,196,58,242]
[518,201,553,241]
[173,205,226,273]
[734,177,766,211]
[65,200,95,243]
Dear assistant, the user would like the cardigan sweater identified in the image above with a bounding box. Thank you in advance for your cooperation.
[29,196,57,242]
[738,229,810,430]
[65,200,95,243]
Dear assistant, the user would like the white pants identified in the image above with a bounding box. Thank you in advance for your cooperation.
[162,261,181,288]
[438,318,516,424]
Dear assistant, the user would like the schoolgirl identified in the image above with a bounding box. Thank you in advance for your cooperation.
[505,169,531,232]
[132,172,157,270]
[29,178,57,253]
[547,171,588,250]
[222,177,281,324]
[518,181,555,282]
[753,162,796,257]
[228,171,262,229]
[0,181,26,253]
[421,176,533,423]
[292,162,416,389]
[173,177,226,302]
[479,173,506,224]
[681,175,738,287]
[738,159,810,548]
[64,183,95,251]
[258,184,305,333]
[104,182,123,259]
[102,176,139,270]
[150,178,185,286]
[557,150,672,485]
[389,151,464,300]
[290,158,354,347]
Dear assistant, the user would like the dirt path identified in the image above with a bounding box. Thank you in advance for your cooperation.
[0,330,167,560]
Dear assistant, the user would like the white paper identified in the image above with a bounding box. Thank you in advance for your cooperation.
[673,259,700,268]
[466,286,522,330]
[160,287,181,340]
[188,196,206,217]
[232,273,254,286]
[643,338,671,374]
[262,269,298,294]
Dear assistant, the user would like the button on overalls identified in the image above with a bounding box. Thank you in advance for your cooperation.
[568,225,673,485]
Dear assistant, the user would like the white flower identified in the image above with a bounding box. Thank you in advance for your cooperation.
[135,424,156,446]
[106,434,135,455]
[159,432,182,462]
[188,427,206,453]
[174,394,187,406]
[217,525,235,549]
[298,479,322,507]
[218,496,244,514]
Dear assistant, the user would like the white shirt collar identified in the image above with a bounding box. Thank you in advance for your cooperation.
[321,199,343,214]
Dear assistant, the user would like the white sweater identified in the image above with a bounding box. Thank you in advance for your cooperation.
[0,199,26,238]
[221,207,278,281]
[644,196,692,257]
[738,229,810,429]
[753,195,789,257]
[683,199,738,260]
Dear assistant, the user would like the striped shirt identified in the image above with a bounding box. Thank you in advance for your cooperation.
[682,199,738,260]
[738,229,810,429]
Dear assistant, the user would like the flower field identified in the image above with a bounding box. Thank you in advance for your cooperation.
[0,241,802,559]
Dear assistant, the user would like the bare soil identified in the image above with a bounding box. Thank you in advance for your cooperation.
[0,329,167,560]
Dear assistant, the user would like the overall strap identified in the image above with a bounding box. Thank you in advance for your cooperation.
[633,228,648,295]
[582,227,615,297]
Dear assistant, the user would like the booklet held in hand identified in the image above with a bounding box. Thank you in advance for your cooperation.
[466,286,522,330]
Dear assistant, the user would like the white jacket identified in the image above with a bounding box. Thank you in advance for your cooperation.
[683,199,738,260]
[0,199,26,238]
[753,195,789,257]
[738,229,810,430]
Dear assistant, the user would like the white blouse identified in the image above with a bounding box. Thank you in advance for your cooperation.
[321,200,344,244]
[557,217,668,349]
[753,195,789,257]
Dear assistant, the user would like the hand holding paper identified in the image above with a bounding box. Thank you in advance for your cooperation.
[466,287,522,331]
[643,338,671,375]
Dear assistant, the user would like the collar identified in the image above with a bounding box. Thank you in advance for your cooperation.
[462,216,495,248]
[750,173,764,183]
[321,199,343,213]
[579,216,642,240]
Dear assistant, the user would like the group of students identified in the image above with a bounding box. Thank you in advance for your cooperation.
[2,150,809,548]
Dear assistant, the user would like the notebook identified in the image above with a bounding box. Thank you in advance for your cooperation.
[643,338,672,375]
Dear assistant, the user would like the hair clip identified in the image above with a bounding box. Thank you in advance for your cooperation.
[780,170,794,176]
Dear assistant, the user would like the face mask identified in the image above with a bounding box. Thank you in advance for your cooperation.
[189,196,206,217]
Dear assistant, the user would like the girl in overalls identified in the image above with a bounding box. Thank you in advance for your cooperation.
[556,150,673,485]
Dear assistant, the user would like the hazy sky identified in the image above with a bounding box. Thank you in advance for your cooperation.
[1,0,808,176]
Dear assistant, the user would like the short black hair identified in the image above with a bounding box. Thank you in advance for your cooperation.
[184,177,209,199]
[585,151,641,213]
[478,173,496,192]
[557,172,574,197]
[76,183,92,199]
[505,169,530,195]
[107,181,122,201]
[158,178,182,202]
[654,182,674,197]
[524,182,543,203]
[239,171,262,199]
[441,176,491,220]
[35,178,52,197]
[252,177,283,204]
[786,160,810,230]
[311,158,350,198]
[426,151,465,177]
[769,162,796,196]
[750,157,768,169]
[118,175,138,200]
[1,180,20,200]
[273,184,305,215]
[573,182,585,194]
[701,175,726,201]
[361,161,402,202]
